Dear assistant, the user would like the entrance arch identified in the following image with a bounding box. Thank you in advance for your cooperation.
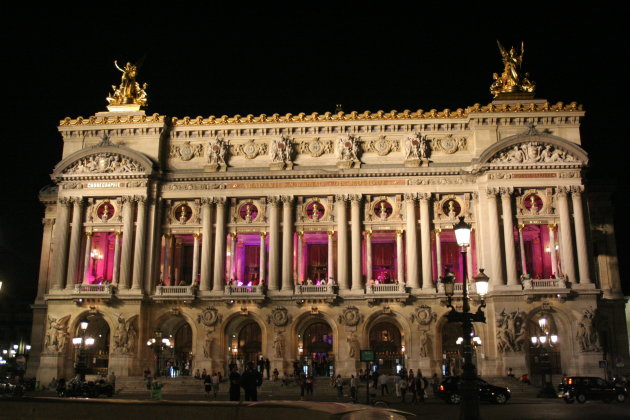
[369,321,404,374]
[72,312,111,376]
[525,311,562,385]
[224,315,264,372]
[158,315,193,377]
[300,321,334,377]
[440,321,481,377]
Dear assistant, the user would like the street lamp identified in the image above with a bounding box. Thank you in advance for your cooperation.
[442,216,489,420]
[147,329,173,377]
[531,313,559,398]
[72,320,94,381]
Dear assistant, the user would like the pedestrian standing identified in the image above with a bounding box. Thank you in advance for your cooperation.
[400,375,408,403]
[335,374,344,399]
[394,373,401,397]
[229,365,241,401]
[264,358,271,381]
[431,373,439,397]
[108,371,116,393]
[350,375,357,402]
[418,373,427,403]
[212,372,220,398]
[409,372,418,403]
[273,368,279,381]
[298,372,306,400]
[204,373,212,397]
[306,374,314,396]
[241,362,263,401]
[378,372,389,396]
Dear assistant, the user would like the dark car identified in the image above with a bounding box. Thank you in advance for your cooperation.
[557,376,627,403]
[59,378,114,398]
[436,376,511,404]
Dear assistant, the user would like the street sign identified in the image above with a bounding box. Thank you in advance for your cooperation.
[360,350,375,362]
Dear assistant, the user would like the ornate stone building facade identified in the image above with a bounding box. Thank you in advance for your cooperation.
[28,71,629,383]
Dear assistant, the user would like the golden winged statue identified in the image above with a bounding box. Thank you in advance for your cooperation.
[490,41,536,99]
[106,60,148,109]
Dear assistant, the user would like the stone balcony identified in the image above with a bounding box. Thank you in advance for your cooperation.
[294,284,337,302]
[154,285,196,300]
[522,277,569,300]
[365,282,409,301]
[224,284,265,301]
[73,284,115,300]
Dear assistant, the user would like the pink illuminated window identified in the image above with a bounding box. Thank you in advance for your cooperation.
[85,232,116,284]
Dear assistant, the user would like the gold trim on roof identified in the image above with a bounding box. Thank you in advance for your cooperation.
[60,102,582,126]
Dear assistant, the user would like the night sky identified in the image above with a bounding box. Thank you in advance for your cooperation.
[1,6,629,306]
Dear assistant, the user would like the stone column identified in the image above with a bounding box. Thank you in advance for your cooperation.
[200,199,213,291]
[419,194,433,289]
[268,197,280,291]
[229,232,237,282]
[557,187,576,282]
[163,233,172,284]
[327,230,335,282]
[118,197,136,290]
[435,228,442,278]
[192,233,200,285]
[396,229,404,284]
[36,219,54,299]
[365,230,373,283]
[131,197,147,291]
[571,187,591,284]
[336,195,349,290]
[486,189,504,286]
[404,194,419,288]
[350,195,363,291]
[518,224,527,275]
[282,196,294,291]
[548,224,559,276]
[297,231,304,284]
[212,198,227,291]
[259,232,267,285]
[500,189,518,286]
[51,198,71,290]
[65,198,84,289]
[112,232,121,284]
[82,232,93,284]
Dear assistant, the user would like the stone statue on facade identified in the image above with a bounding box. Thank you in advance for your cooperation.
[336,135,360,168]
[347,332,360,358]
[113,315,136,354]
[203,330,214,358]
[418,331,431,357]
[273,331,285,358]
[106,60,148,108]
[496,309,527,353]
[576,308,600,352]
[206,137,228,171]
[44,315,70,353]
[490,41,535,98]
[269,136,293,170]
[491,142,575,164]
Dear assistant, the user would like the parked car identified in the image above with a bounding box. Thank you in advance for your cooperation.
[0,378,24,397]
[436,376,511,404]
[557,376,627,403]
[58,378,114,398]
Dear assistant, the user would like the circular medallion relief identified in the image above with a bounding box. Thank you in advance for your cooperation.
[442,200,461,219]
[239,203,258,222]
[305,201,325,221]
[523,194,543,213]
[374,200,393,219]
[175,204,193,223]
[97,202,115,222]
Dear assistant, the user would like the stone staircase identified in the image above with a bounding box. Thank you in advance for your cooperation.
[482,376,541,398]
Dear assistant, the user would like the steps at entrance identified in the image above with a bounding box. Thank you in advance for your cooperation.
[482,376,541,397]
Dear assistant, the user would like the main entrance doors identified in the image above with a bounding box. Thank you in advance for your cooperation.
[369,322,404,374]
[301,322,334,377]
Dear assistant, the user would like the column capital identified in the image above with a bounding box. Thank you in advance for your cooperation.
[280,195,294,204]
[259,231,267,238]
[121,195,136,204]
[396,229,405,237]
[518,223,525,232]
[42,218,54,226]
[404,193,417,202]
[69,197,84,206]
[297,230,304,238]
[486,187,500,198]
[57,197,72,206]
[418,193,432,201]
[200,198,213,206]
[548,223,557,231]
[499,187,514,197]
[327,230,335,237]
[434,227,442,235]
[115,231,122,237]
[85,231,93,238]
[348,194,362,203]
[570,185,585,195]
[268,195,282,206]
[335,194,348,202]
[364,229,372,238]
[556,186,571,197]
[214,196,227,205]
[229,232,238,240]
[134,195,148,204]
[193,232,201,239]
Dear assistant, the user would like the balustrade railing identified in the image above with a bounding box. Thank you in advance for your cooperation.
[366,282,407,294]
[523,277,567,290]
[224,284,265,295]
[74,284,113,294]
[155,285,196,296]
[294,284,335,294]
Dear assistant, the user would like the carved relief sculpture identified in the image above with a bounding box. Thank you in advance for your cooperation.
[268,307,290,327]
[269,136,294,170]
[491,142,576,164]
[338,306,362,327]
[170,141,204,161]
[64,153,144,174]
[44,315,70,353]
[198,307,222,327]
[273,331,285,358]
[203,330,214,358]
[576,308,601,352]
[113,315,137,354]
[496,309,527,353]
[336,135,360,169]
[206,137,228,172]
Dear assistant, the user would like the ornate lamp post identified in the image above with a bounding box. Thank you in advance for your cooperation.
[147,329,173,377]
[72,320,95,381]
[442,216,489,420]
[531,314,559,398]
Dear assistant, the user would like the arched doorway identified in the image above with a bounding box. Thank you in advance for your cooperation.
[73,313,110,377]
[225,318,262,372]
[369,322,404,374]
[300,321,334,377]
[526,313,562,386]
[440,322,481,377]
[159,316,193,377]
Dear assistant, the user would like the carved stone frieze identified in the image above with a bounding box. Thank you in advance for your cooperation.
[165,183,227,190]
[197,306,222,327]
[336,135,360,168]
[206,137,228,171]
[64,153,145,174]
[170,141,204,161]
[267,306,290,327]
[112,315,138,354]
[297,137,334,157]
[496,309,527,353]
[430,134,467,154]
[269,136,294,169]
[411,305,436,326]
[364,136,400,156]
[44,315,70,354]
[232,139,267,159]
[576,308,601,352]
[490,141,576,164]
[338,306,362,327]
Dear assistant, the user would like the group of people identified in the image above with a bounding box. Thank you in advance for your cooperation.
[372,370,432,403]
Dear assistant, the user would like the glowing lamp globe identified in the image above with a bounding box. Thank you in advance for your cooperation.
[454,216,471,247]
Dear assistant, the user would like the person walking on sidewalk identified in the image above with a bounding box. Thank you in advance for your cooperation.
[350,375,357,402]
[305,374,314,397]
[212,372,220,398]
[204,373,212,398]
[399,374,408,403]
[335,374,344,399]
[241,362,263,401]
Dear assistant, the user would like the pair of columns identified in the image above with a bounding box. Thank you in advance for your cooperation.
[51,196,147,292]
[486,186,591,286]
